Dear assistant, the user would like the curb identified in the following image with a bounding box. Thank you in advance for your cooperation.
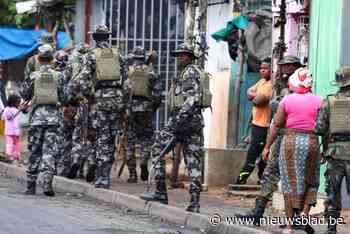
[0,162,271,234]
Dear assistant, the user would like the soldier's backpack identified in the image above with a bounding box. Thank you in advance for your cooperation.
[33,70,59,106]
[328,95,350,135]
[94,48,121,81]
[128,64,152,99]
[171,65,212,110]
[193,65,212,109]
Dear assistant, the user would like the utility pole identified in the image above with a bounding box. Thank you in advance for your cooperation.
[184,0,198,45]
[273,0,287,95]
[231,0,244,146]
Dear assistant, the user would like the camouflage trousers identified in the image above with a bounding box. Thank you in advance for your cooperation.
[71,104,96,171]
[27,125,59,186]
[257,135,282,202]
[152,116,203,198]
[125,112,154,170]
[324,158,350,213]
[57,117,75,175]
[93,98,124,187]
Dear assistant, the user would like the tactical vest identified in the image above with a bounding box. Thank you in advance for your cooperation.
[128,64,152,99]
[328,95,350,135]
[94,48,121,81]
[33,71,59,106]
[171,65,212,110]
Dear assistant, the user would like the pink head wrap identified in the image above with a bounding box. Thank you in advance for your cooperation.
[288,68,313,93]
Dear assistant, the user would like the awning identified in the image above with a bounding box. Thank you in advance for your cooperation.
[0,27,69,61]
[211,15,249,41]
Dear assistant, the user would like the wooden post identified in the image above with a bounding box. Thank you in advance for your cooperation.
[184,0,196,45]
[231,29,245,146]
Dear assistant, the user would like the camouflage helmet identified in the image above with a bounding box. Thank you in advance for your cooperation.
[130,46,146,59]
[38,44,54,58]
[331,66,350,87]
[171,43,198,58]
[88,24,111,34]
[38,32,54,45]
[278,55,301,65]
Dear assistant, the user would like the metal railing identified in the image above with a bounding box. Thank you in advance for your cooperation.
[105,0,185,130]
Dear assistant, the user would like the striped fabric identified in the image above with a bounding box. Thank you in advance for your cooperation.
[279,129,320,217]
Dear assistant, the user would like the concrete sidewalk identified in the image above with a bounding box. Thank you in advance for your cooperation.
[0,161,268,234]
[3,161,350,234]
[1,133,349,234]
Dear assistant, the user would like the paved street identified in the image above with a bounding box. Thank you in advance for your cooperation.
[0,176,202,234]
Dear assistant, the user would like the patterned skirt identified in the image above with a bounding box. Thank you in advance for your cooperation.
[279,129,320,217]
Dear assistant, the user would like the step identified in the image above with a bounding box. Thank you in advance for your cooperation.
[228,184,261,191]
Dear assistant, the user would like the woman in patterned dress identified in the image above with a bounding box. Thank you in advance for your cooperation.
[262,68,322,234]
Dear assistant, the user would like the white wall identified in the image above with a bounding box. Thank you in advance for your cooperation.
[204,2,233,149]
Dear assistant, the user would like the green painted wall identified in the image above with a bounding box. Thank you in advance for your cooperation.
[309,0,343,192]
[309,0,343,96]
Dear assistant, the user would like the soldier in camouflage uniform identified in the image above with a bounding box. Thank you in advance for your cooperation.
[315,67,350,234]
[236,55,303,222]
[124,46,161,183]
[21,44,65,196]
[66,43,97,181]
[141,43,209,213]
[82,25,127,189]
[24,32,55,80]
[53,50,75,177]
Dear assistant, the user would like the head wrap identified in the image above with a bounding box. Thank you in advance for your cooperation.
[288,68,312,93]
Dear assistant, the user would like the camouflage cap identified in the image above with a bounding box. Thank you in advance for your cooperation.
[171,43,198,58]
[88,24,111,34]
[331,66,350,87]
[38,32,54,45]
[278,55,301,65]
[130,46,146,59]
[38,44,54,58]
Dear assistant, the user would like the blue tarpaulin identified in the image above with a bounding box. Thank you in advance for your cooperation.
[0,28,69,61]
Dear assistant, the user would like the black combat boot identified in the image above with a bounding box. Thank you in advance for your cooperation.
[186,193,200,213]
[86,164,97,183]
[95,163,112,189]
[42,174,55,196]
[127,167,138,183]
[25,181,36,195]
[324,210,340,234]
[140,181,168,204]
[77,162,85,179]
[59,166,70,178]
[140,164,149,181]
[234,172,250,185]
[67,162,79,179]
[94,164,103,188]
[43,182,55,196]
[235,198,267,225]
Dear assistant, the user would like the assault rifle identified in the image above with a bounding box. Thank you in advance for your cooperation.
[114,115,128,177]
[80,99,89,146]
[144,135,177,192]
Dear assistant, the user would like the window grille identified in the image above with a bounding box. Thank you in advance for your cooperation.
[105,0,185,130]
